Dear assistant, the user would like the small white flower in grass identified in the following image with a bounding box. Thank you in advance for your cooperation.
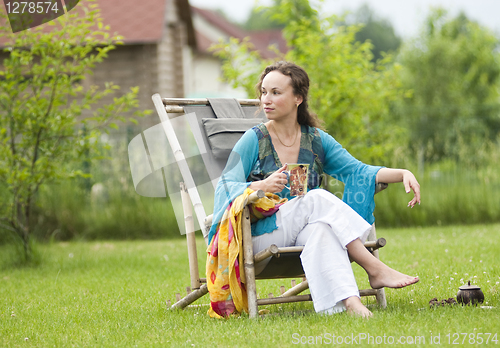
[465,273,469,275]
[450,277,454,280]
[487,281,490,283]
[474,276,477,278]
[454,272,458,275]
[483,272,487,274]
[445,249,448,253]
[496,282,499,285]
[25,338,28,341]
[480,260,483,263]
[435,276,439,278]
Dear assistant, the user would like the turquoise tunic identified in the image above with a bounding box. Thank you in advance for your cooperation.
[208,123,382,244]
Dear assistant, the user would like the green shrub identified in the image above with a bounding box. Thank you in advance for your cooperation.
[374,161,500,227]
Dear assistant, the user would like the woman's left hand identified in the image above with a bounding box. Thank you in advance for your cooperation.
[403,170,421,208]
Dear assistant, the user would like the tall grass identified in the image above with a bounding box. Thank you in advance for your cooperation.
[374,159,500,227]
[34,181,180,241]
[0,138,182,245]
[3,161,500,244]
[3,141,500,244]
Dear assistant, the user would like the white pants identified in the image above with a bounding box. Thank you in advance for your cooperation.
[252,189,372,314]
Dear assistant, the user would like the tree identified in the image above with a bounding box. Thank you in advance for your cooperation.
[243,6,285,31]
[346,4,401,62]
[397,9,500,164]
[0,1,144,262]
[211,0,406,164]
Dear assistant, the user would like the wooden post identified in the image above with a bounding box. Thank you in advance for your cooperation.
[171,285,209,310]
[359,289,378,297]
[180,182,201,290]
[242,206,259,319]
[257,294,312,306]
[363,238,386,250]
[368,224,387,308]
[152,94,208,240]
[253,244,279,263]
[281,279,309,297]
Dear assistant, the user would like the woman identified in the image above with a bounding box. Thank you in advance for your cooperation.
[209,61,420,318]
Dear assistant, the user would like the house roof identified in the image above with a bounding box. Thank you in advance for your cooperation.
[191,6,247,40]
[0,0,196,47]
[191,6,287,59]
[248,30,288,59]
[195,30,214,54]
[93,0,167,44]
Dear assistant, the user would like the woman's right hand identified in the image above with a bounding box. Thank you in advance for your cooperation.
[249,164,288,193]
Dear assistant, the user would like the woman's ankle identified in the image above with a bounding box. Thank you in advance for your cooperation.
[343,296,373,318]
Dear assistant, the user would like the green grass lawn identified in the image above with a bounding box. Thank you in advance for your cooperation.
[1,224,499,347]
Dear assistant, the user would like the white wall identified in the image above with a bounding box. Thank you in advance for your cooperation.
[189,11,248,98]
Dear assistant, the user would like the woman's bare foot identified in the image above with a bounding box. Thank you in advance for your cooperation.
[368,265,419,289]
[346,238,419,290]
[343,296,373,318]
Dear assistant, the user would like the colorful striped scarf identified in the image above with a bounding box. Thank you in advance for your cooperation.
[206,188,287,318]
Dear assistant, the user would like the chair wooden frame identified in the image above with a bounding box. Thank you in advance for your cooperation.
[152,94,388,318]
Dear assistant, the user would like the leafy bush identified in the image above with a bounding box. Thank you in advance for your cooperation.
[0,1,145,260]
[211,0,407,164]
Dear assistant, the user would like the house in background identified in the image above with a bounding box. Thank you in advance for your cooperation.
[0,0,287,122]
[86,2,288,106]
[190,6,287,99]
[87,2,288,106]
[0,0,288,200]
[84,0,196,128]
[0,0,196,129]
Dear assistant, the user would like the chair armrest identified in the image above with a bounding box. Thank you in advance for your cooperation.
[203,190,265,229]
[204,214,213,229]
[375,182,388,194]
[245,190,266,204]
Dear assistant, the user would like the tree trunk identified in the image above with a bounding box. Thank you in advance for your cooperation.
[16,201,32,262]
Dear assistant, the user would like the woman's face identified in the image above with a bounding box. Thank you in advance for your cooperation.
[260,71,302,122]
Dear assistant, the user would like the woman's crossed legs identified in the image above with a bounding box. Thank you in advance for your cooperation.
[252,189,418,318]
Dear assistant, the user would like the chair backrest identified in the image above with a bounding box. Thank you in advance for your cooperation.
[148,95,266,239]
[183,99,267,184]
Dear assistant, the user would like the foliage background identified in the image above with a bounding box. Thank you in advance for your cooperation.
[1,0,500,248]
[0,1,147,258]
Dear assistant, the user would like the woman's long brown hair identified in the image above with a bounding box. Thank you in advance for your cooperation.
[256,61,322,129]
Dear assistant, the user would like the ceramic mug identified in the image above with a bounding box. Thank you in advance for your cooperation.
[284,164,309,196]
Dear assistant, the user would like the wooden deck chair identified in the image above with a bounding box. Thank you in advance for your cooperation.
[148,94,388,318]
